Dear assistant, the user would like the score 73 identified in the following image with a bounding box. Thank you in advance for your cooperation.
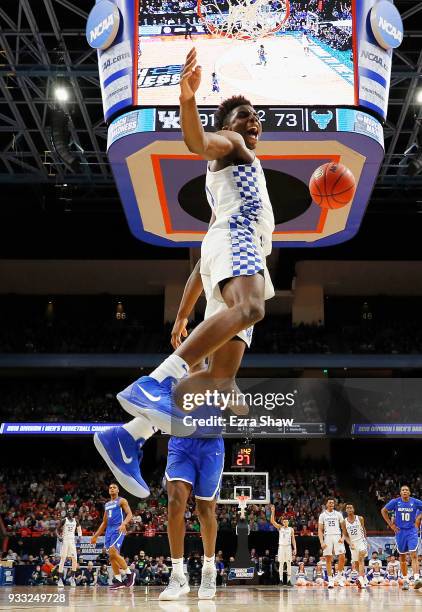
[257,109,301,129]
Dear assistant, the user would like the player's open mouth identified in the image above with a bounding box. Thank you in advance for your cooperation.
[246,127,259,141]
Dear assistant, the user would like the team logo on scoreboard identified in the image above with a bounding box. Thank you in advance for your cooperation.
[86,0,120,50]
[370,0,403,50]
[310,110,334,130]
[139,66,183,89]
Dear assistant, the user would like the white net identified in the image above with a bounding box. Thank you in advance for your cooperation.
[198,0,289,41]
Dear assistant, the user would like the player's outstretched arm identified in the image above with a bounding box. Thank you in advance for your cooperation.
[171,214,216,349]
[269,504,281,529]
[91,511,107,543]
[179,48,252,162]
[119,498,133,534]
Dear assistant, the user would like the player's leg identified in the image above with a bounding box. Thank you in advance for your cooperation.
[410,550,420,581]
[68,546,77,586]
[195,437,225,599]
[357,550,367,588]
[57,544,67,586]
[116,274,265,433]
[399,551,410,589]
[196,497,218,598]
[325,553,334,588]
[167,273,265,370]
[159,480,191,600]
[337,552,346,585]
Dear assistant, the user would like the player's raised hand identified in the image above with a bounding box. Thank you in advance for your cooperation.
[270,504,275,513]
[91,535,97,544]
[180,48,201,102]
[171,316,189,349]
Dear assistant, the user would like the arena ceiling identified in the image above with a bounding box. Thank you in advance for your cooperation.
[0,0,421,199]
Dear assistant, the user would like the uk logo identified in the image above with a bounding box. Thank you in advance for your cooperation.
[157,110,181,129]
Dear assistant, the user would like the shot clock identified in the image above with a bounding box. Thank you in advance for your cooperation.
[231,444,256,469]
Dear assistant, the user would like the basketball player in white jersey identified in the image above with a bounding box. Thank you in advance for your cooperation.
[270,505,296,587]
[302,32,310,56]
[57,510,82,587]
[341,503,368,589]
[318,498,346,588]
[94,46,275,499]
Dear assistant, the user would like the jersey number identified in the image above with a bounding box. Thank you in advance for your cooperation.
[349,527,358,536]
[401,512,410,522]
[108,510,113,518]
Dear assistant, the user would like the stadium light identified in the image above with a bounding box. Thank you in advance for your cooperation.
[416,89,422,104]
[54,85,69,102]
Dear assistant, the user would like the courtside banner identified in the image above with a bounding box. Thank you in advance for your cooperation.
[56,536,105,561]
[87,0,137,122]
[0,423,122,434]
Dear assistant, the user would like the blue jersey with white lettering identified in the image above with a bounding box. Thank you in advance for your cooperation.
[385,496,422,529]
[105,497,123,530]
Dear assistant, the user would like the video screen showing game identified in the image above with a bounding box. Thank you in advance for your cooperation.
[137,0,354,106]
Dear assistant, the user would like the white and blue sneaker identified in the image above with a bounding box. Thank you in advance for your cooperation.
[117,376,196,437]
[94,426,150,498]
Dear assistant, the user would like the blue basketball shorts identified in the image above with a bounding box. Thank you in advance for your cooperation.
[396,528,419,553]
[105,527,125,552]
[165,437,224,500]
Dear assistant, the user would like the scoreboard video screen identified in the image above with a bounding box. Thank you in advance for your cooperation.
[137,0,355,106]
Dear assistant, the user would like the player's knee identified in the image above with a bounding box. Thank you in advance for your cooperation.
[167,489,187,516]
[237,298,265,326]
[196,501,215,522]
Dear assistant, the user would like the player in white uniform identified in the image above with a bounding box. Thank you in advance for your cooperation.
[302,32,310,56]
[270,505,296,587]
[341,503,368,589]
[318,498,346,588]
[57,510,82,587]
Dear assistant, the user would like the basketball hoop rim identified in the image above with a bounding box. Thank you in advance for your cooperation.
[197,0,291,41]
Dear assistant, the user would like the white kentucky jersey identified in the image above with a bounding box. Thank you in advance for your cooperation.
[318,510,343,536]
[62,518,77,541]
[205,157,275,255]
[345,516,365,543]
[278,526,292,547]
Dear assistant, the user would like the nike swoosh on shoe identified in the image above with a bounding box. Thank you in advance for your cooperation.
[118,440,133,464]
[136,384,161,402]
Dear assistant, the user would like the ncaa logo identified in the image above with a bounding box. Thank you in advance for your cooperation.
[370,0,403,50]
[86,0,120,50]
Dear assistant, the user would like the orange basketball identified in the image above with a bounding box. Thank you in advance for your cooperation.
[309,162,356,209]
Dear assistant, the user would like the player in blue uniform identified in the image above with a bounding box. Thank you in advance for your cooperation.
[159,250,250,600]
[257,44,267,66]
[91,483,134,590]
[381,485,422,590]
[211,72,220,93]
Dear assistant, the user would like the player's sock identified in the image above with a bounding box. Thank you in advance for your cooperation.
[114,574,122,582]
[150,355,189,383]
[122,415,156,441]
[203,555,215,570]
[171,558,185,579]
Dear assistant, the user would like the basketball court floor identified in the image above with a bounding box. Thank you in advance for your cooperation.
[138,35,353,106]
[2,586,422,611]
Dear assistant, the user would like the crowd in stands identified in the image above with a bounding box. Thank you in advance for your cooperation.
[3,304,422,354]
[366,467,422,510]
[1,465,340,537]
